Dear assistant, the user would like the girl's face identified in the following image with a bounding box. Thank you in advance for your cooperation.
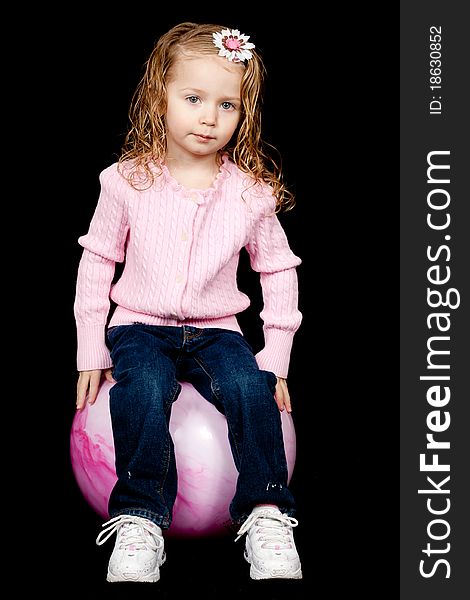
[165,53,243,162]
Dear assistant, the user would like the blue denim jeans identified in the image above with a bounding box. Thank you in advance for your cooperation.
[106,323,296,528]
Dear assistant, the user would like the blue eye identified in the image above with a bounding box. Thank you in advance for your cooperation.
[221,101,235,110]
[187,96,200,104]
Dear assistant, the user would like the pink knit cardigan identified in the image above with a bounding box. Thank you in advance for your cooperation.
[74,155,302,378]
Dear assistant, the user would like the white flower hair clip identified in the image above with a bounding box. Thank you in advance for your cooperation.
[212,28,255,63]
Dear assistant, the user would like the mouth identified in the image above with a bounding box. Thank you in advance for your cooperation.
[193,134,215,141]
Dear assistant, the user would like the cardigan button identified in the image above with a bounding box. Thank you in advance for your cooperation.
[189,192,203,204]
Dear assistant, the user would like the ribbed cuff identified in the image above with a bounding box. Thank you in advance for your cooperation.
[254,328,295,379]
[76,324,113,372]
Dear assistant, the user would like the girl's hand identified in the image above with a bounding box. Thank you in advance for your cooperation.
[274,377,292,413]
[76,368,114,410]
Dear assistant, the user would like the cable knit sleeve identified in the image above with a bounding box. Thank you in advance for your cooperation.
[73,166,129,371]
[245,198,302,379]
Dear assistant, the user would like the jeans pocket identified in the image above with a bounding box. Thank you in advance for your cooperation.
[106,324,126,346]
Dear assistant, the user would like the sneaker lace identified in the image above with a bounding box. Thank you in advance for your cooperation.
[235,510,299,548]
[95,515,163,552]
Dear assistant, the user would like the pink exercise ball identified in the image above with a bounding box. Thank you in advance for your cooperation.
[70,380,296,537]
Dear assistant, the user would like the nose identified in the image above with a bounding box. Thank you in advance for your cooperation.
[200,104,217,127]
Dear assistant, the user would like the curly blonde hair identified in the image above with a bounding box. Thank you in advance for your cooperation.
[119,22,295,212]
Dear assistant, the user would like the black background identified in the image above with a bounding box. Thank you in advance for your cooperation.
[22,4,397,598]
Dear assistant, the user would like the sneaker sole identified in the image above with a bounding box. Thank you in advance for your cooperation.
[249,565,303,580]
[106,554,166,583]
[106,569,160,583]
[244,551,303,580]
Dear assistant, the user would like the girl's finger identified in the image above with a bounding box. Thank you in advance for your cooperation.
[76,376,89,410]
[87,372,101,405]
[104,369,115,383]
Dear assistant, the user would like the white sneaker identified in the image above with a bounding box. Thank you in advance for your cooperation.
[236,506,302,580]
[96,515,166,583]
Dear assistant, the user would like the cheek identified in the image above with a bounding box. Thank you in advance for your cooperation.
[230,117,241,138]
[224,113,241,134]
[166,105,189,132]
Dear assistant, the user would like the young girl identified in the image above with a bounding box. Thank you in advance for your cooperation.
[74,22,303,583]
